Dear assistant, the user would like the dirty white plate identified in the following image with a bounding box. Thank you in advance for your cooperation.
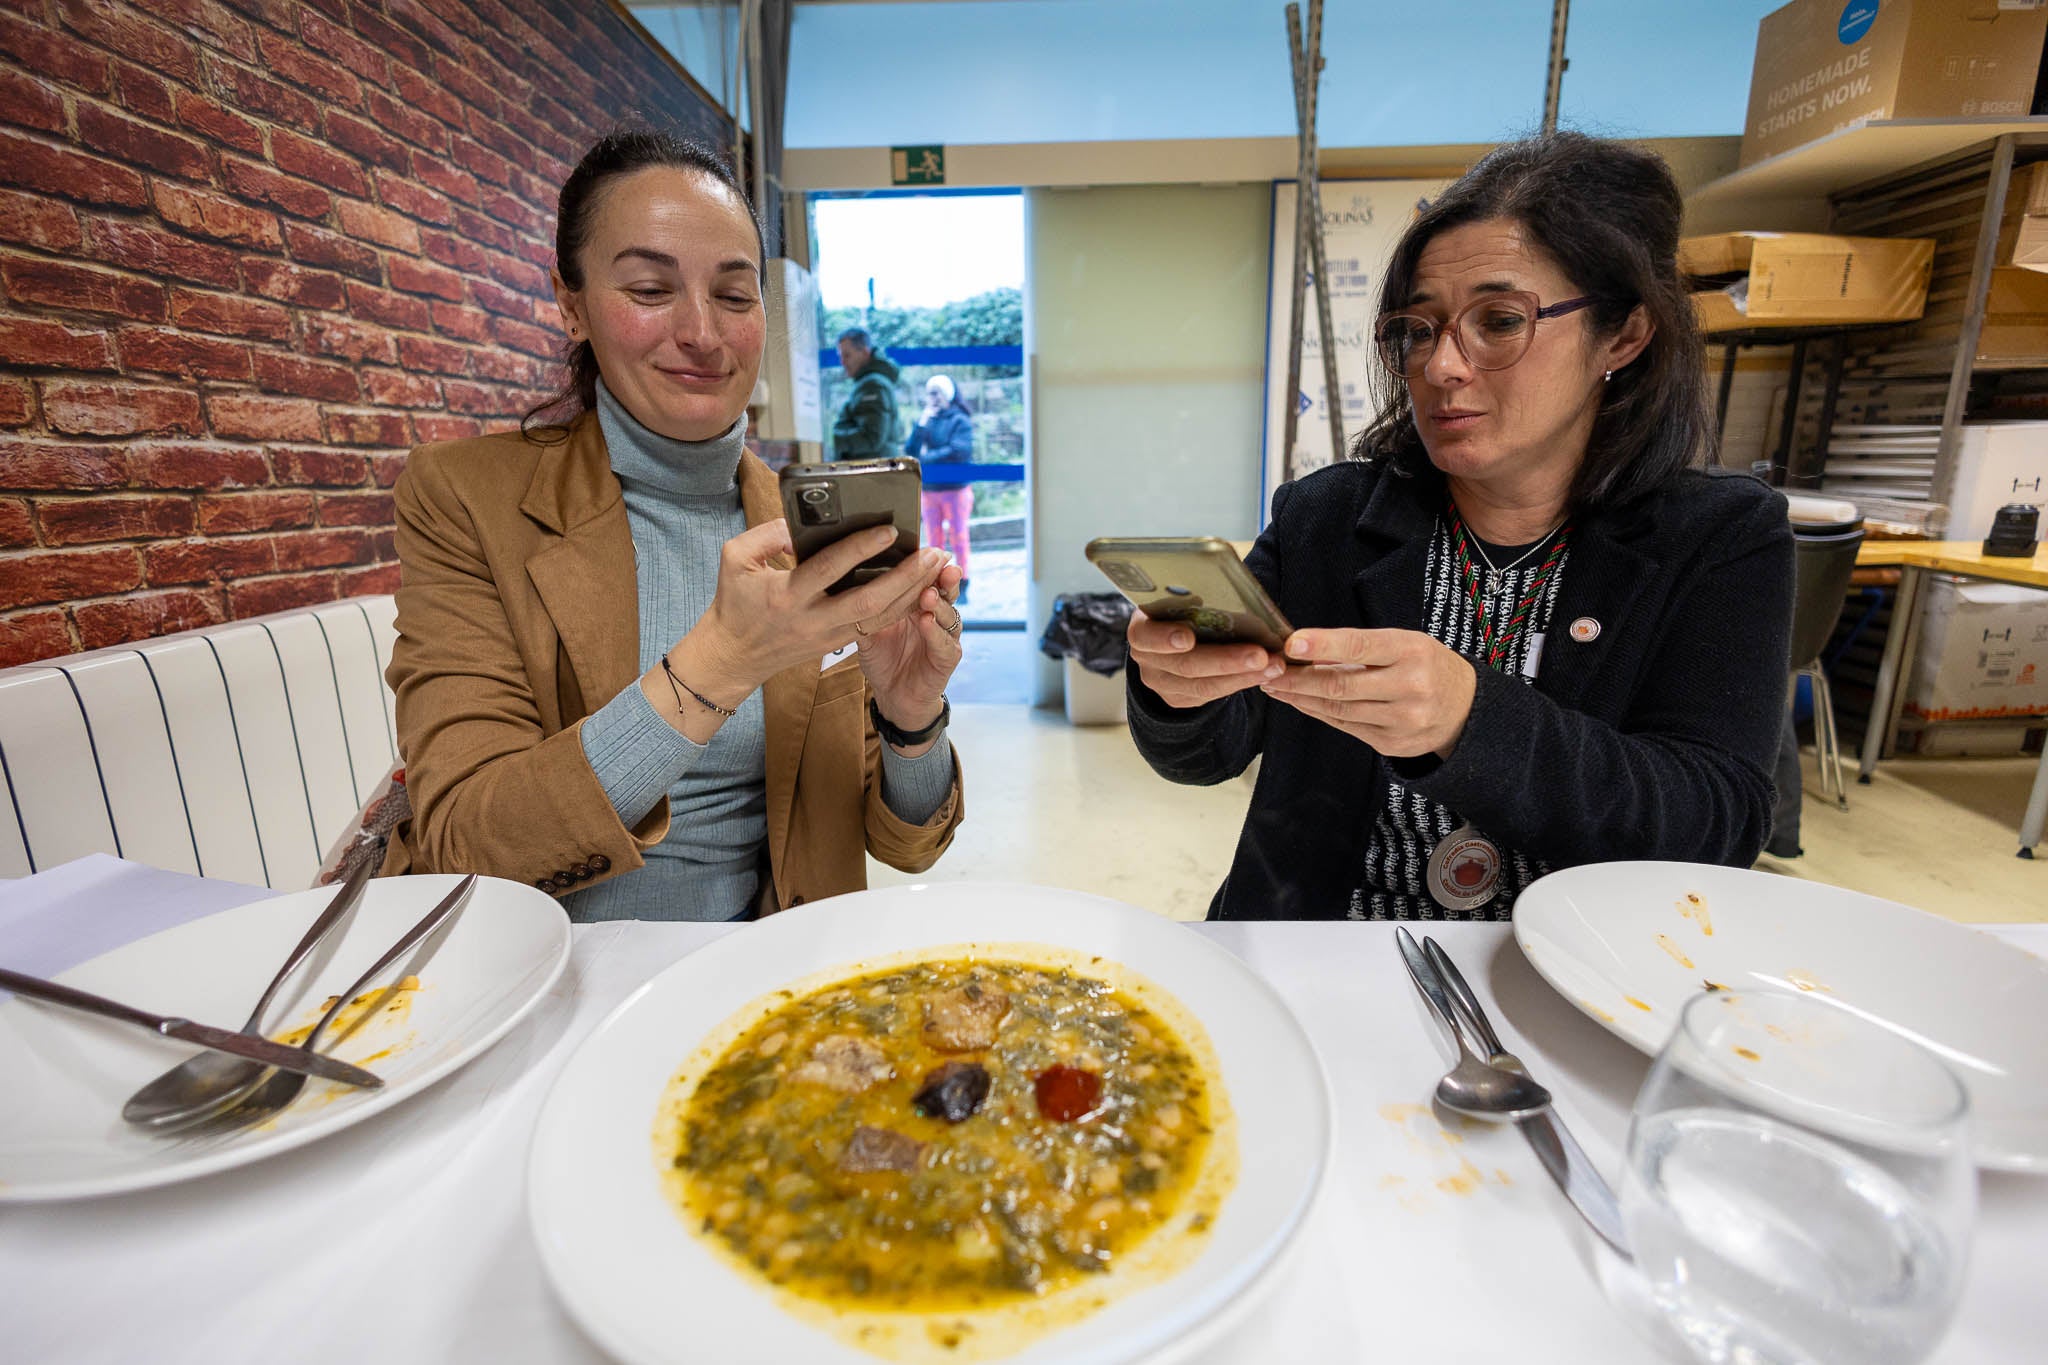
[528,882,1332,1365]
[1513,861,2048,1172]
[0,874,569,1201]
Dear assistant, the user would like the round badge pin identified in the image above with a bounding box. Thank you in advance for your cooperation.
[1427,824,1501,912]
[1568,616,1601,643]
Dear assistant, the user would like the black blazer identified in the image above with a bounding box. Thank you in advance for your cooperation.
[1128,456,1794,921]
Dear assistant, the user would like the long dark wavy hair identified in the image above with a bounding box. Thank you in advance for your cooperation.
[1353,131,1710,511]
[522,127,762,439]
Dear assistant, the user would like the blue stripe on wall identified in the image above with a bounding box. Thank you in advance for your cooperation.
[819,344,1022,370]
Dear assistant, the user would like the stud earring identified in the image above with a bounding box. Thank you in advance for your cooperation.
[1603,370,1613,382]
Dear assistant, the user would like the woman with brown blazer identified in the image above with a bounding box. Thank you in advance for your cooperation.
[380,131,966,920]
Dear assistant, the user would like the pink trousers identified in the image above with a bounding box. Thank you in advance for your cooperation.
[921,487,972,579]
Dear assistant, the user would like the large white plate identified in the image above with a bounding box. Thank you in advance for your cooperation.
[528,882,1332,1365]
[1513,861,2048,1172]
[0,874,569,1201]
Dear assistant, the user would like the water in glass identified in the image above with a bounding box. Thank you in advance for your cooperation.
[1619,990,1974,1365]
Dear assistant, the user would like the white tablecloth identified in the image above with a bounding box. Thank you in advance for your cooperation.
[4,914,2044,1364]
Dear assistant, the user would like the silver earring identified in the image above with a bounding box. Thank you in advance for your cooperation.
[1603,370,1613,382]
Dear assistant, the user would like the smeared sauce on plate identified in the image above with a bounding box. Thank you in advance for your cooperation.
[277,975,421,1051]
[1654,934,1695,970]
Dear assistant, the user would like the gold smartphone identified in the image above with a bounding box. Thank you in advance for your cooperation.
[780,457,922,595]
[1085,536,1294,654]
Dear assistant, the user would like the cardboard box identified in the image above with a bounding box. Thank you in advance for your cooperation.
[1907,718,2042,755]
[1996,164,2048,269]
[1905,574,2048,720]
[2008,160,2048,216]
[1683,231,1934,331]
[1740,0,2048,169]
[1949,422,2048,540]
[1977,264,2048,362]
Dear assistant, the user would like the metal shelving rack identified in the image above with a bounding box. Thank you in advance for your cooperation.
[1686,119,2048,532]
[1687,121,2048,753]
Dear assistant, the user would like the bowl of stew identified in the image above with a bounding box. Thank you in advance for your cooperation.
[529,882,1331,1365]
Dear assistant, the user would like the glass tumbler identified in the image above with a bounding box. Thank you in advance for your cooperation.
[1619,989,1976,1365]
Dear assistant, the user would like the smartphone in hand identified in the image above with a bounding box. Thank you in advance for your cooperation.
[780,457,923,595]
[1085,536,1294,654]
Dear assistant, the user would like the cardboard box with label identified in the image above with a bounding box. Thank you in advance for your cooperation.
[1741,0,2048,169]
[1906,573,2048,720]
[1682,231,1934,332]
[1949,422,2048,539]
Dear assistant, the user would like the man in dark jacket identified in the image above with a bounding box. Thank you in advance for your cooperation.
[832,328,903,460]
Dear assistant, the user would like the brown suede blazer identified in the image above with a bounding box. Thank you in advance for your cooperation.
[378,411,964,910]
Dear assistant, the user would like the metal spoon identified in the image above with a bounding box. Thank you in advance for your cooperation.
[183,875,477,1138]
[122,859,376,1134]
[1394,927,1552,1121]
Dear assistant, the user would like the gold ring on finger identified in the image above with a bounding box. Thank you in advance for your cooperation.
[943,616,962,637]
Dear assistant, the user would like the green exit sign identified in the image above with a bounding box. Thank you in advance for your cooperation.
[891,145,945,186]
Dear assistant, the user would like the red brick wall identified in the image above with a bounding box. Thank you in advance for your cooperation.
[0,0,730,666]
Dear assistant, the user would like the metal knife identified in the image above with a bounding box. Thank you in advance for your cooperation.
[1517,1107,1629,1258]
[0,967,385,1089]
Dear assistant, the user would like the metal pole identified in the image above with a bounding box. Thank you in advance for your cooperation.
[1931,134,2015,529]
[731,0,751,179]
[1541,0,1570,135]
[748,0,768,246]
[1284,2,1343,478]
[1301,0,1345,467]
[1280,5,1311,473]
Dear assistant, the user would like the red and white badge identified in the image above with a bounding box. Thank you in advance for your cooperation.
[1568,616,1601,643]
[1427,824,1501,911]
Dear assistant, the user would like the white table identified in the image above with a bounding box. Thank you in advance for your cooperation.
[4,917,2044,1364]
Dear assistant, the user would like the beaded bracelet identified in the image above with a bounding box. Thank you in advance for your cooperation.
[660,655,737,719]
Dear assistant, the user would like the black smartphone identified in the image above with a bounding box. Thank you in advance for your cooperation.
[780,457,923,595]
[1085,536,1295,654]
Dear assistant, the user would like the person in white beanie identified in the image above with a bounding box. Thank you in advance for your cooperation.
[905,373,978,604]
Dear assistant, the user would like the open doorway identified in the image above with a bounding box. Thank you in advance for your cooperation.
[809,188,1030,702]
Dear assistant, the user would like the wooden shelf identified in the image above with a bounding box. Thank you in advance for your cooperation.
[1684,118,2048,233]
[1700,321,1903,346]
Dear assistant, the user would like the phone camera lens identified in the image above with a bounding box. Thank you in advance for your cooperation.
[799,487,831,505]
[1102,561,1156,593]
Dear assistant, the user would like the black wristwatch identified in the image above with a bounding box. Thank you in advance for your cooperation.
[869,695,950,748]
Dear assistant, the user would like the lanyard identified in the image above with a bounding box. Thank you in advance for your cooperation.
[1446,502,1570,672]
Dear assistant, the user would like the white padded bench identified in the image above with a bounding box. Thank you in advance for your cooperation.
[0,597,399,889]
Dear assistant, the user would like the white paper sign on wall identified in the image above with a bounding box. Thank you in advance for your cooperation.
[1261,179,1447,522]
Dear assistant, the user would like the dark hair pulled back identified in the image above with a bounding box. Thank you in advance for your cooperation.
[522,126,761,439]
[1353,131,1710,511]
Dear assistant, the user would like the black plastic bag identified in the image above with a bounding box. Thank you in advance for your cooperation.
[1038,592,1133,676]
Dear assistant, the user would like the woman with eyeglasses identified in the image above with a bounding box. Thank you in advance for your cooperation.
[1126,132,1792,921]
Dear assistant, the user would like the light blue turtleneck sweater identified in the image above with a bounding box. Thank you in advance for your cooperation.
[564,383,953,923]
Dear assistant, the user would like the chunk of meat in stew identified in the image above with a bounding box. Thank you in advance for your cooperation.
[922,978,1012,1052]
[839,1124,925,1173]
[791,1035,892,1093]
